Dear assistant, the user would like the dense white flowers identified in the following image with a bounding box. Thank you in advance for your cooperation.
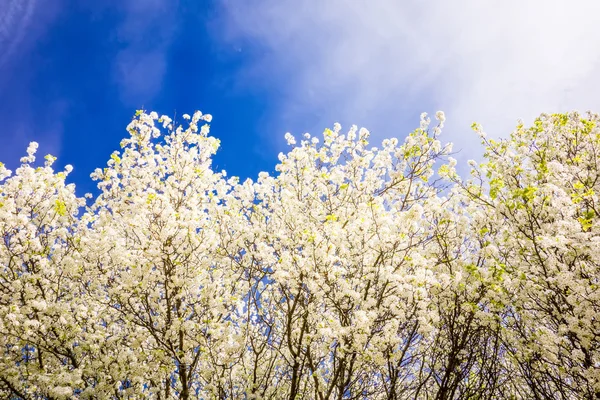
[0,110,599,399]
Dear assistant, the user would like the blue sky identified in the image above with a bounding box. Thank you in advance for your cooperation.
[2,0,600,195]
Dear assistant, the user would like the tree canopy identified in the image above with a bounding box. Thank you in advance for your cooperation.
[0,110,598,399]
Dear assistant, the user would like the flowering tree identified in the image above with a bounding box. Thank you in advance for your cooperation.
[0,146,112,398]
[457,113,600,399]
[0,109,598,399]
[82,111,245,398]
[228,115,454,398]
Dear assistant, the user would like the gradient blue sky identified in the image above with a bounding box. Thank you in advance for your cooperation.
[2,0,600,195]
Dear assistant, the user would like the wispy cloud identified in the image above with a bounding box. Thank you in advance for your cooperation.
[217,0,600,159]
[113,0,178,107]
[0,0,66,166]
[0,0,36,69]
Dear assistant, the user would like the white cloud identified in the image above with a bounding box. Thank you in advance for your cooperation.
[113,0,176,107]
[114,48,168,106]
[0,0,36,68]
[218,0,600,159]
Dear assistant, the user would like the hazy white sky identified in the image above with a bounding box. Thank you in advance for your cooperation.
[219,0,600,160]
